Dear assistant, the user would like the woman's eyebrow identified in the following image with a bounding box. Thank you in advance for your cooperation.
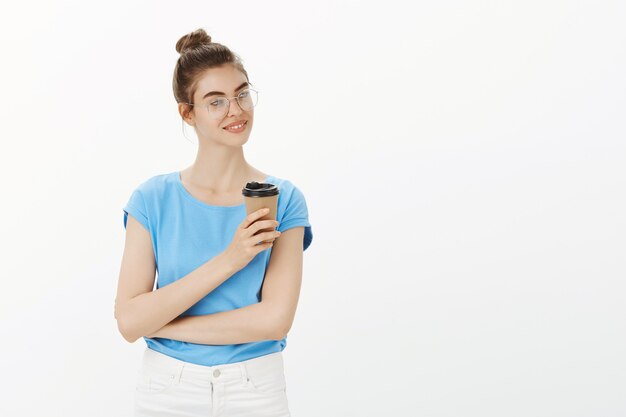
[202,81,249,99]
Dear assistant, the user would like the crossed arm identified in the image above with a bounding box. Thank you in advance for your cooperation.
[145,227,305,344]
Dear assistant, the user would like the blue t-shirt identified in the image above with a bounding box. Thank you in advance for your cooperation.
[122,170,313,366]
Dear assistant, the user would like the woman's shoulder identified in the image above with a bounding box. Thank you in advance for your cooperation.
[129,171,177,196]
[269,174,310,208]
[267,173,302,190]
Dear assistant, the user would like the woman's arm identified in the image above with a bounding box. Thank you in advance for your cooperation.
[116,214,239,343]
[146,301,284,344]
[145,227,305,345]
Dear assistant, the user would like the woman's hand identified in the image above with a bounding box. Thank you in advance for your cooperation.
[222,207,281,272]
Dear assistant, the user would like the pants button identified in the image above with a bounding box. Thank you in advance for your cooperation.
[213,369,221,377]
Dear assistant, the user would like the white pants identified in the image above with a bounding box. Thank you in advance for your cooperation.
[134,347,291,417]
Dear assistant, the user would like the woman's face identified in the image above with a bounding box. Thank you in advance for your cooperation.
[186,65,254,145]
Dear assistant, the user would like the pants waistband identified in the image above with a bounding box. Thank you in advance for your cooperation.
[139,347,285,385]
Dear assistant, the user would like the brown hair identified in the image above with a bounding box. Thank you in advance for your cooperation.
[173,28,250,118]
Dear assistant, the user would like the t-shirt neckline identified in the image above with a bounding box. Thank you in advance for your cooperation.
[174,171,272,210]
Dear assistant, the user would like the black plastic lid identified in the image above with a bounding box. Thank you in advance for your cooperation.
[242,181,279,197]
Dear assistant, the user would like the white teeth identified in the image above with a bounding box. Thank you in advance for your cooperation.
[226,122,245,130]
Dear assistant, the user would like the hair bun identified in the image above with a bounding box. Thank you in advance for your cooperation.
[176,29,212,54]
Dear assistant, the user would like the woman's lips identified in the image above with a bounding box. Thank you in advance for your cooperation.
[223,120,247,133]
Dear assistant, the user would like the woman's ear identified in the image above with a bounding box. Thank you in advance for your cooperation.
[178,103,195,126]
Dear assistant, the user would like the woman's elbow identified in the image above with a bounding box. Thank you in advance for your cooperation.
[115,308,139,343]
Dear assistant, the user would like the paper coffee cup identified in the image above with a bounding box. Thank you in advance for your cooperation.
[242,180,279,243]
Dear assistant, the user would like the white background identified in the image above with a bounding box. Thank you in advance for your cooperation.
[0,1,624,416]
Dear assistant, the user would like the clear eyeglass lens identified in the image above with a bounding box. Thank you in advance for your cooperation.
[207,89,258,117]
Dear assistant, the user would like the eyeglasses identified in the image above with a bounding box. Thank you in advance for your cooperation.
[183,88,259,119]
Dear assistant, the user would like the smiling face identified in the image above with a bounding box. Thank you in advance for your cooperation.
[181,65,254,145]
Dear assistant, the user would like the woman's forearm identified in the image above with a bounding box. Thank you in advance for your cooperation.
[116,253,237,343]
[146,301,284,345]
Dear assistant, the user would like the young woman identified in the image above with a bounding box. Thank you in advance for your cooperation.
[114,28,313,417]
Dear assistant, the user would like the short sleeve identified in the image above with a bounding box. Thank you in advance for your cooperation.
[277,184,313,251]
[123,189,150,232]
